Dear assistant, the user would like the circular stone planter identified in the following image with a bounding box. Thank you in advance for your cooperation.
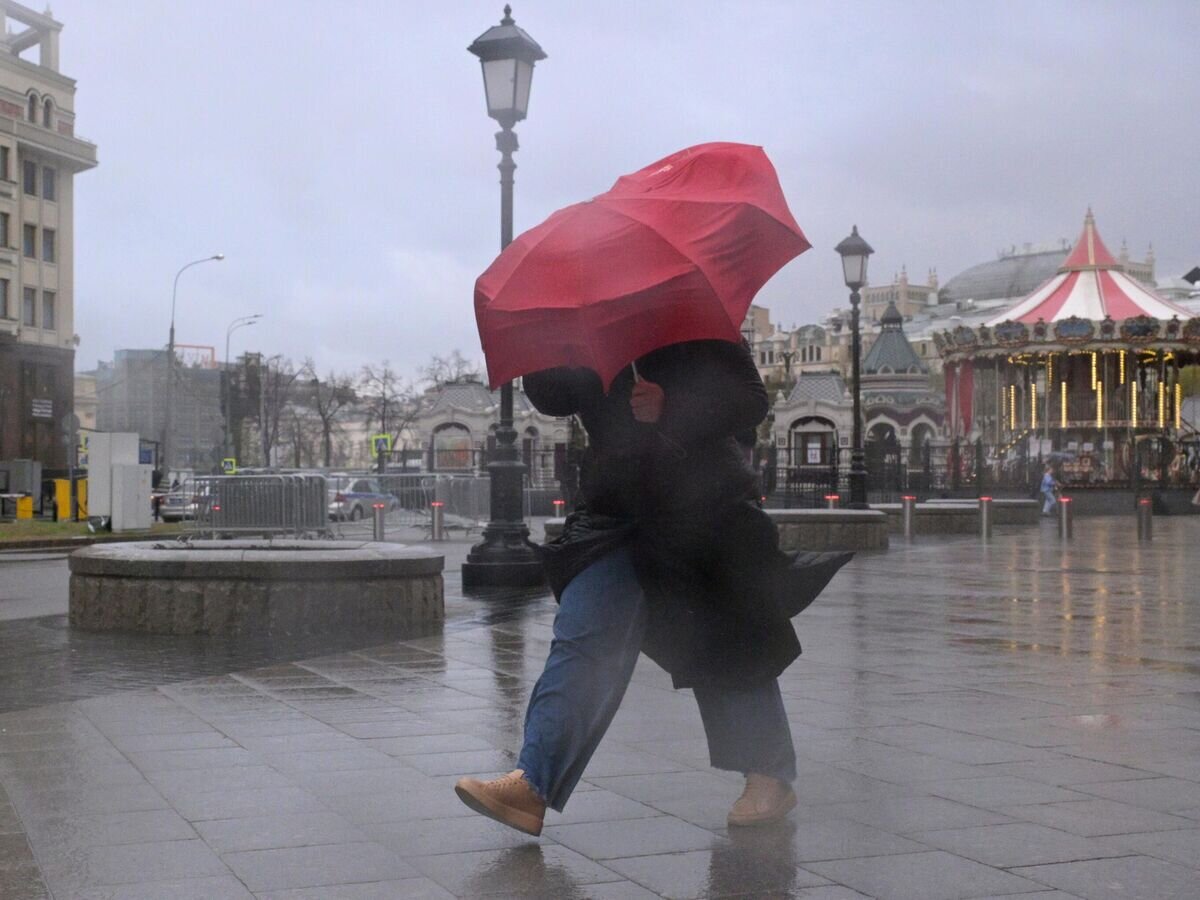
[69,540,444,636]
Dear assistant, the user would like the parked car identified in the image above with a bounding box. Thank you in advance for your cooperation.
[327,477,398,521]
[160,490,199,522]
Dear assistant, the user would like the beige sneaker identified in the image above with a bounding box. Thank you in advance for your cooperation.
[727,773,797,827]
[454,769,546,836]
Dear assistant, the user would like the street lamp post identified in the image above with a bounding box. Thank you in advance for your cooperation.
[162,254,224,477]
[834,226,874,508]
[224,313,261,460]
[462,5,547,589]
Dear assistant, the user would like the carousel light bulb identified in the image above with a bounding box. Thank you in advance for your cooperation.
[1096,380,1103,428]
[1031,383,1038,430]
[1119,350,1126,385]
[1175,383,1182,430]
[1009,384,1016,430]
[1061,380,1068,429]
[1158,382,1165,428]
[1131,380,1138,427]
[1091,352,1097,389]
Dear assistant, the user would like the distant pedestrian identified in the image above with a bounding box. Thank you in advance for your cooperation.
[1040,464,1059,516]
[454,340,847,837]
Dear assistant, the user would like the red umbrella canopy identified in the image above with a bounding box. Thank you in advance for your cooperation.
[474,142,810,389]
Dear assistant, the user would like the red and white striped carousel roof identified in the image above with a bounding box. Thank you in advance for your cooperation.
[986,211,1192,326]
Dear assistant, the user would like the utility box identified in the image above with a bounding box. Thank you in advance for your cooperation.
[111,465,152,532]
[15,496,33,519]
[87,433,139,519]
[0,460,43,513]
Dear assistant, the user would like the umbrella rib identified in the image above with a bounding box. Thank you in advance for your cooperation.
[600,194,804,239]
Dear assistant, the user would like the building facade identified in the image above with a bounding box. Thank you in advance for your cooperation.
[96,350,224,474]
[0,2,96,470]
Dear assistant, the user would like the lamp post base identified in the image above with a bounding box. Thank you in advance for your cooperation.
[847,452,869,509]
[461,522,544,589]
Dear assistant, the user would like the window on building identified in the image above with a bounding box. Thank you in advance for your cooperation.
[22,286,36,326]
[0,146,9,181]
[0,212,9,249]
[42,167,55,201]
[0,278,8,318]
[42,290,55,330]
[42,228,55,263]
[23,160,36,195]
[26,93,37,123]
[22,224,35,258]
[42,98,52,128]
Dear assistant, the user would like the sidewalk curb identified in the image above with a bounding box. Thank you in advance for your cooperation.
[0,532,182,553]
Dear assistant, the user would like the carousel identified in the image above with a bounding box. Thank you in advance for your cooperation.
[934,211,1200,489]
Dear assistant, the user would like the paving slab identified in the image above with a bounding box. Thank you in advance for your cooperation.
[0,517,1197,897]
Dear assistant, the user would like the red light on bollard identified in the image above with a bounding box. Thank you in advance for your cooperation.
[979,496,992,502]
[372,503,386,509]
[1138,498,1151,506]
[430,501,444,507]
[902,495,916,501]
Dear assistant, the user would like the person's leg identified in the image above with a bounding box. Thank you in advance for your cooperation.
[517,546,647,811]
[692,677,796,784]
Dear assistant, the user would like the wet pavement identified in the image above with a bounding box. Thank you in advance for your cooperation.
[1,516,1199,898]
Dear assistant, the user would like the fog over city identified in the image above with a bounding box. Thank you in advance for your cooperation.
[67,0,1200,377]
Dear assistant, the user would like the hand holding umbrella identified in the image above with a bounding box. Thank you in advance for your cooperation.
[630,380,665,423]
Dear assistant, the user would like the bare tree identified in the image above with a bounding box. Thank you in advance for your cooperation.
[260,356,303,467]
[359,361,420,468]
[419,349,481,387]
[301,359,357,468]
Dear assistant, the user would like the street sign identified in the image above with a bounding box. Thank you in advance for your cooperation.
[370,434,392,458]
[221,457,238,474]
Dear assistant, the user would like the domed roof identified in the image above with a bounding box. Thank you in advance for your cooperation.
[941,248,1067,303]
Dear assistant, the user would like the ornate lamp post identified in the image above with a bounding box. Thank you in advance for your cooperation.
[834,226,873,507]
[462,5,547,588]
[163,253,224,476]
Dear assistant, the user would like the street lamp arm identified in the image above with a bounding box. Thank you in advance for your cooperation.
[170,254,225,332]
[163,252,224,474]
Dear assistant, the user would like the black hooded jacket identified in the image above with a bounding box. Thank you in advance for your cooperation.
[524,339,801,689]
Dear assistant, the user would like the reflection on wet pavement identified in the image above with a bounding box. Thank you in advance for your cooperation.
[1,517,1198,898]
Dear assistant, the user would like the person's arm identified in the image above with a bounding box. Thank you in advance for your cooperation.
[522,367,602,417]
[654,340,769,445]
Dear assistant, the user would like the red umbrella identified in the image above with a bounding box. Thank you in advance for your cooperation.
[474,142,810,389]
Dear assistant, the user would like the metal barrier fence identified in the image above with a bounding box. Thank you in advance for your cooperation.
[189,474,329,538]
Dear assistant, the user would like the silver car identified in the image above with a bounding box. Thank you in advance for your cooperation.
[327,477,398,521]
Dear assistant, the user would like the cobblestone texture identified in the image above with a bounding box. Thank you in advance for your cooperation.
[1,516,1198,898]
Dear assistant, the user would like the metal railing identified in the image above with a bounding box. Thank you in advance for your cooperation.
[188,474,329,538]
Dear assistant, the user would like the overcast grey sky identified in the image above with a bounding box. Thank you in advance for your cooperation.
[62,0,1199,379]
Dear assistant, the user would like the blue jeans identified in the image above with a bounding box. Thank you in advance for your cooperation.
[1042,490,1056,514]
[518,546,797,811]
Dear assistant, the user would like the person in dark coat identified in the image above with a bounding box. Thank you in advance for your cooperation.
[455,339,804,835]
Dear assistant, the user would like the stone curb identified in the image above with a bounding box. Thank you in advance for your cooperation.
[69,540,445,580]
